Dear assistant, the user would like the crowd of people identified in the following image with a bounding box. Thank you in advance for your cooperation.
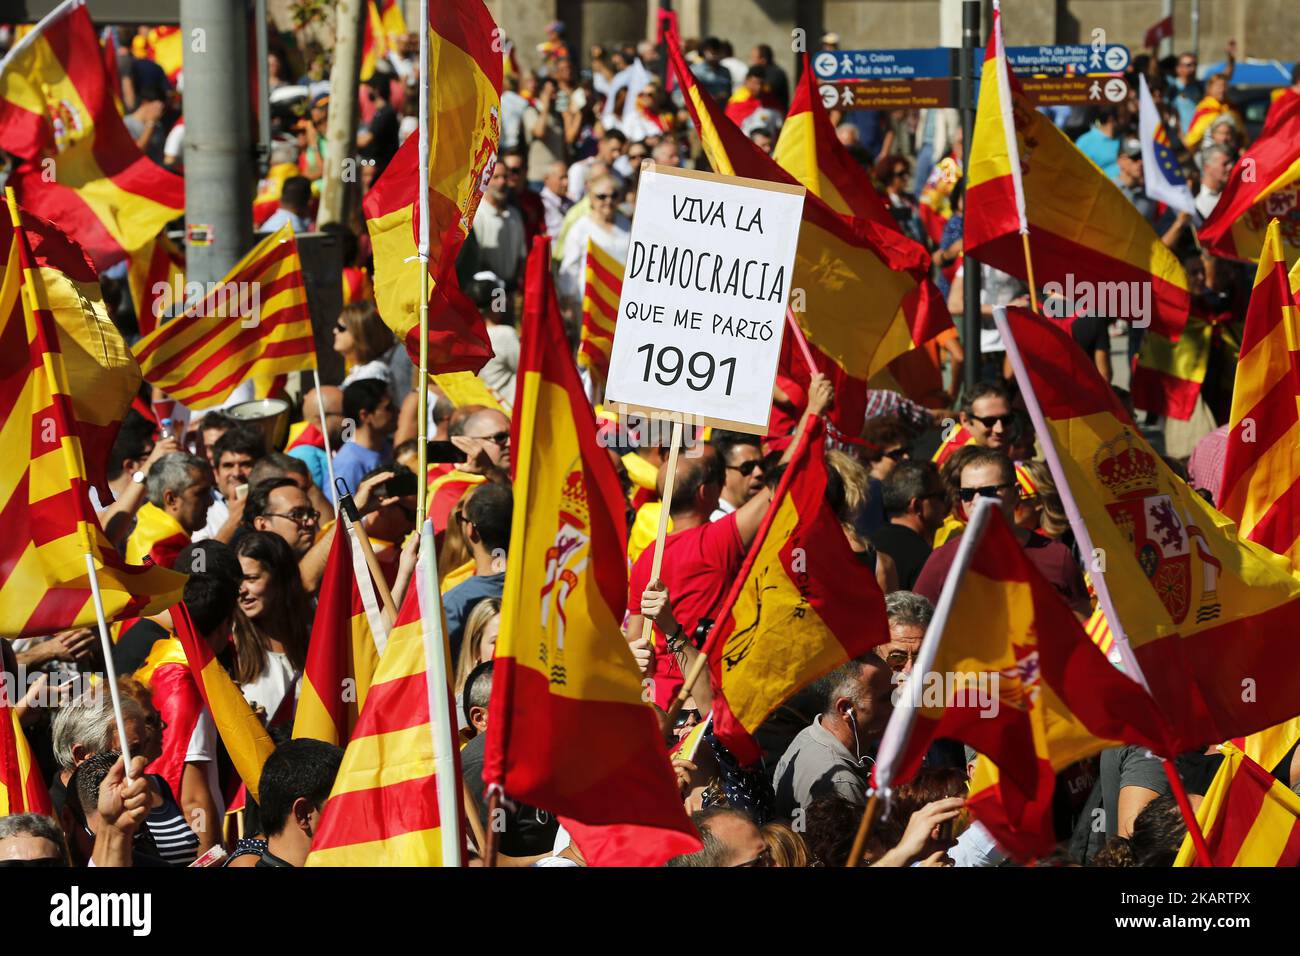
[2,16,1299,870]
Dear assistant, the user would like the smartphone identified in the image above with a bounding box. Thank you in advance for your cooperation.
[427,440,468,464]
[378,471,419,498]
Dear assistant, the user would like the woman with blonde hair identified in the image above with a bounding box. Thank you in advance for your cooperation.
[454,597,501,699]
[334,300,395,389]
[761,821,811,867]
[825,449,899,594]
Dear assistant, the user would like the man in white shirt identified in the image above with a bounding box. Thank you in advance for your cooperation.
[471,162,527,287]
[557,174,631,308]
[539,162,571,237]
[1195,144,1235,220]
[567,129,627,202]
[709,431,765,522]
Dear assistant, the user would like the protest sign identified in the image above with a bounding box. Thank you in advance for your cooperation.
[604,162,805,435]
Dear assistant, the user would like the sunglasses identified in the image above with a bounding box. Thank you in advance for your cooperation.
[881,648,919,672]
[735,846,773,867]
[726,460,762,477]
[504,165,525,175]
[882,447,909,461]
[468,431,510,448]
[590,192,617,201]
[266,508,320,526]
[959,483,1015,503]
[674,708,700,730]
[970,414,1014,429]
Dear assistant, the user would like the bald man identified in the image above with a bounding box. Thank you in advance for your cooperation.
[450,406,512,476]
[625,443,773,710]
[289,386,344,494]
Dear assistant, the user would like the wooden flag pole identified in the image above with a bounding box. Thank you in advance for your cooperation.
[483,788,502,867]
[846,792,880,867]
[639,418,684,646]
[337,494,399,626]
[1019,231,1040,312]
[666,650,709,723]
[462,779,487,855]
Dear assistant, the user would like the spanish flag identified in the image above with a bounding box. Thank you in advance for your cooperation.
[131,224,316,409]
[293,519,390,746]
[1129,314,1215,420]
[872,500,1171,860]
[362,0,500,375]
[773,53,951,409]
[1199,95,1300,267]
[171,601,276,803]
[124,502,191,570]
[1219,220,1300,567]
[932,422,978,466]
[705,415,890,765]
[0,196,185,639]
[307,532,464,866]
[0,2,185,271]
[126,231,184,337]
[966,4,1189,341]
[666,29,948,437]
[140,25,183,85]
[483,238,700,867]
[377,0,408,45]
[579,237,623,394]
[360,0,390,82]
[1002,306,1300,751]
[1182,95,1244,152]
[1173,744,1300,866]
[0,642,51,816]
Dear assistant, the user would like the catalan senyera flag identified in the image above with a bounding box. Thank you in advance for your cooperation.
[966,4,1189,341]
[1130,313,1214,420]
[872,501,1171,861]
[1219,220,1300,567]
[0,198,185,639]
[0,2,185,271]
[126,232,184,337]
[1003,306,1300,751]
[1085,604,1116,657]
[483,238,700,867]
[131,224,316,409]
[171,601,276,802]
[363,0,500,376]
[293,520,390,746]
[0,642,51,815]
[578,238,623,391]
[360,0,390,82]
[773,52,951,409]
[307,535,464,866]
[1199,95,1300,267]
[1173,744,1300,867]
[704,415,890,765]
[666,29,949,437]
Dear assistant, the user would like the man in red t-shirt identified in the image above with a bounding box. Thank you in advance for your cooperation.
[625,445,773,711]
[914,448,1090,616]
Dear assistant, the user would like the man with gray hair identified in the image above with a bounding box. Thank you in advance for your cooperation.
[877,590,934,679]
[1195,143,1235,219]
[772,653,894,817]
[51,690,146,788]
[124,452,213,569]
[667,808,767,867]
[0,813,69,865]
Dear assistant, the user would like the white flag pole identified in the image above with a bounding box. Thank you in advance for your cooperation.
[414,0,432,530]
[310,367,337,497]
[83,554,135,777]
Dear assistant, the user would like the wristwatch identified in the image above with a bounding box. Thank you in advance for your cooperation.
[131,470,146,484]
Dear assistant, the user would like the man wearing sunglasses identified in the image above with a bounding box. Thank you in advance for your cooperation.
[913,449,1090,616]
[958,381,1014,451]
[709,431,765,522]
[874,459,947,591]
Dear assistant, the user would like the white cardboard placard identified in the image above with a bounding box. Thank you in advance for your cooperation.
[603,163,805,435]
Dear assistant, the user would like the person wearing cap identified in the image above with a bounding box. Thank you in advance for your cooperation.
[1073,106,1121,181]
[538,20,569,69]
[1115,137,1155,220]
[820,32,840,51]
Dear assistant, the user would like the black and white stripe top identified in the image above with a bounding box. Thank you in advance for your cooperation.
[145,774,200,866]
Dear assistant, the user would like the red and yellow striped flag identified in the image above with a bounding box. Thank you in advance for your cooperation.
[171,601,276,802]
[138,25,183,85]
[706,415,890,764]
[1182,95,1244,151]
[126,232,184,337]
[362,0,500,375]
[578,238,622,391]
[1084,604,1115,657]
[966,4,1189,340]
[0,3,185,271]
[483,239,699,867]
[1130,314,1215,420]
[131,224,316,409]
[293,521,390,746]
[1003,306,1300,750]
[666,29,948,437]
[873,502,1171,861]
[932,422,978,466]
[1174,744,1300,866]
[307,539,464,866]
[1219,220,1300,567]
[0,642,51,815]
[773,52,951,409]
[1199,96,1300,267]
[0,197,185,638]
[360,0,390,82]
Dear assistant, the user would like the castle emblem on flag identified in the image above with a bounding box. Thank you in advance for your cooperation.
[47,97,85,153]
[538,462,591,686]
